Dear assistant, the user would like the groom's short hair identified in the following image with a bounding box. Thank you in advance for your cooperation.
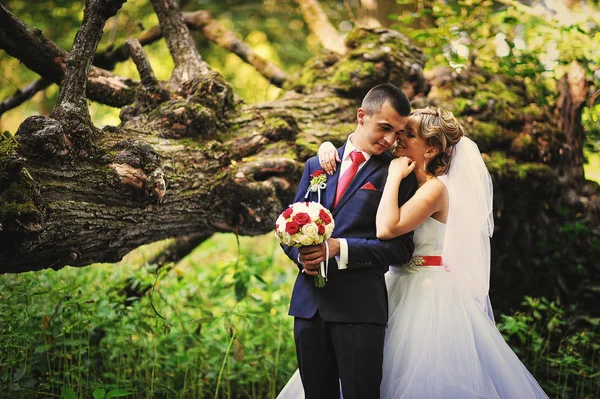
[362,84,411,117]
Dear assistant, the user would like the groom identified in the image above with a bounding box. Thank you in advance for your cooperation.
[282,84,418,399]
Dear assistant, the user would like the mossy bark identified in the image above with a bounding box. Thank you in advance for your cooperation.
[0,87,362,272]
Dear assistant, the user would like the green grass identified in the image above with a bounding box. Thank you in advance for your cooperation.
[0,233,298,399]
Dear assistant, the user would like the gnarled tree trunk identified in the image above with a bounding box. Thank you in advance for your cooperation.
[0,1,425,273]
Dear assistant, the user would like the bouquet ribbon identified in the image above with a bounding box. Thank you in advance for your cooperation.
[320,240,330,282]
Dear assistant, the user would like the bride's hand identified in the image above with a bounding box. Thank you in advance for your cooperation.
[389,157,415,180]
[317,141,339,175]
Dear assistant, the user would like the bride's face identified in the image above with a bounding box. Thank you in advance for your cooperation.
[392,115,430,162]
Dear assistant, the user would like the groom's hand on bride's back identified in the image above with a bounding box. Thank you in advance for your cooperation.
[298,238,341,275]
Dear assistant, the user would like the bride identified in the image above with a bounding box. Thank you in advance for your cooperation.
[277,107,548,398]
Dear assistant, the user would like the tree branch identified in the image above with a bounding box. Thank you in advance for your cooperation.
[0,78,52,117]
[295,0,346,55]
[96,12,289,87]
[358,0,382,28]
[126,38,159,89]
[183,11,289,87]
[93,25,163,70]
[50,0,127,127]
[145,233,212,267]
[0,7,290,114]
[0,3,137,108]
[150,0,210,88]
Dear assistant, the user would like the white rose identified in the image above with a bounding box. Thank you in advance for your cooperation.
[324,223,334,237]
[306,202,322,220]
[276,215,287,226]
[301,223,319,241]
[299,235,316,246]
[278,231,292,246]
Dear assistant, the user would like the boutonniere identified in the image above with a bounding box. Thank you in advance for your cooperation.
[309,170,327,191]
[304,169,328,203]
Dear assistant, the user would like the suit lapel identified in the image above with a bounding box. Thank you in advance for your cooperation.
[324,145,346,211]
[332,153,385,218]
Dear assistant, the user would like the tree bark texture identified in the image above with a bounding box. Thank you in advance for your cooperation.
[0,0,596,310]
[150,0,211,88]
[555,61,588,194]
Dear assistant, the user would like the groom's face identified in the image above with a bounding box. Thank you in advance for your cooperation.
[355,101,409,155]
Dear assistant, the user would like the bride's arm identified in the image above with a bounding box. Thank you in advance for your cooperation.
[377,157,446,239]
[317,141,340,175]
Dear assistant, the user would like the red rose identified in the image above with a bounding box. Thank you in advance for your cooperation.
[285,221,300,235]
[317,223,325,235]
[311,170,325,178]
[282,207,293,219]
[319,209,332,224]
[293,212,311,226]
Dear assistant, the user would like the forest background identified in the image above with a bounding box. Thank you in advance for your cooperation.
[0,0,599,398]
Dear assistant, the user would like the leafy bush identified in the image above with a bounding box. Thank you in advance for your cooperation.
[0,233,298,398]
[497,297,600,399]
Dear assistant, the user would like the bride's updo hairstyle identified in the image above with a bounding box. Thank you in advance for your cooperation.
[412,107,464,176]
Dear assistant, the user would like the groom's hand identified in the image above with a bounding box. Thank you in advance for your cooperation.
[298,239,340,275]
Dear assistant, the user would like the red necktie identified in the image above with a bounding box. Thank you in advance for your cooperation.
[334,150,366,207]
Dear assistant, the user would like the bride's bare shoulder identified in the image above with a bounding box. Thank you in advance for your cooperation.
[418,177,447,196]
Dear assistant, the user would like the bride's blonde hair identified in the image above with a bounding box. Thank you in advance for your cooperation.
[411,107,464,176]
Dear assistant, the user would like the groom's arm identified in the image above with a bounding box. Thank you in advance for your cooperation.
[339,172,418,270]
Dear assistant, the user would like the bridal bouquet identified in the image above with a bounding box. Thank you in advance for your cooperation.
[275,201,335,287]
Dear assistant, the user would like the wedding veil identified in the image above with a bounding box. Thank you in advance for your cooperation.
[439,137,495,320]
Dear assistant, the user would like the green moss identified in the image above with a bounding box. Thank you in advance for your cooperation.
[0,173,43,227]
[262,117,289,132]
[471,74,487,86]
[0,131,18,156]
[452,98,470,116]
[262,141,297,159]
[485,152,553,180]
[295,64,318,89]
[467,121,506,152]
[473,91,498,109]
[484,80,521,104]
[290,27,419,96]
[331,60,377,91]
[344,28,380,49]
[295,136,320,160]
[0,202,40,221]
[522,104,546,121]
[1,181,35,203]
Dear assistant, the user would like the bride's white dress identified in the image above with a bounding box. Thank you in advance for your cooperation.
[277,218,548,399]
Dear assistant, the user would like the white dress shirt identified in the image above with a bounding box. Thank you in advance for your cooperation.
[336,135,370,270]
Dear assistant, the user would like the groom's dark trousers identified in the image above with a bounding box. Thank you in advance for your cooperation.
[283,145,417,399]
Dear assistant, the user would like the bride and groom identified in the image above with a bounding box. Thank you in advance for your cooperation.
[278,84,548,398]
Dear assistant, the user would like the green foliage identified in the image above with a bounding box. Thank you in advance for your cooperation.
[497,297,600,398]
[390,0,600,149]
[0,233,297,398]
[0,131,19,156]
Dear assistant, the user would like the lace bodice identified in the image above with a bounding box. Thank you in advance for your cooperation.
[413,217,445,256]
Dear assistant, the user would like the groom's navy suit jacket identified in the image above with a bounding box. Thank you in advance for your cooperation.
[283,144,418,325]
